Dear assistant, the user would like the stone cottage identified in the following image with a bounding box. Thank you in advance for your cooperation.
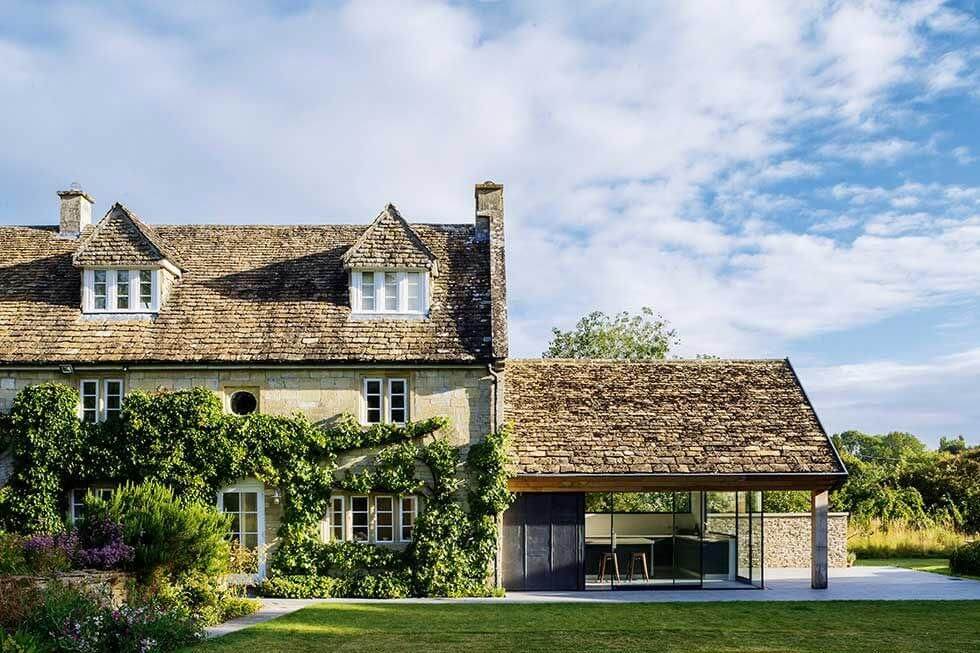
[0,182,846,591]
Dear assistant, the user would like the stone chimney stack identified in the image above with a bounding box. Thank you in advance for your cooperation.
[475,181,508,359]
[57,185,94,238]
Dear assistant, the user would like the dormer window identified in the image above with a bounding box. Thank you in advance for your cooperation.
[351,270,427,316]
[83,268,159,313]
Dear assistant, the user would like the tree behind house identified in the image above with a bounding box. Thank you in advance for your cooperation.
[543,307,678,360]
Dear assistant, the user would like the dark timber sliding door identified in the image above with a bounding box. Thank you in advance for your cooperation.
[502,493,584,591]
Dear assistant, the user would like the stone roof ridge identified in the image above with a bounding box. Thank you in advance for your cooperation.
[512,357,787,365]
[72,202,185,270]
[340,204,438,274]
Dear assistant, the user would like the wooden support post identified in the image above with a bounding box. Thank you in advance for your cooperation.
[811,489,829,589]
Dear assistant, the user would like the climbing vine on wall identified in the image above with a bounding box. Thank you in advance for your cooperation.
[0,382,512,597]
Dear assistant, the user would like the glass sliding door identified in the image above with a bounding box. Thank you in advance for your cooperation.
[735,491,764,587]
[703,491,737,587]
[585,491,703,589]
[748,491,764,588]
[584,492,614,590]
[672,491,701,587]
[584,489,763,590]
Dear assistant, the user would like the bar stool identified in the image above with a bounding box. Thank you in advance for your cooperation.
[597,552,620,582]
[627,552,649,581]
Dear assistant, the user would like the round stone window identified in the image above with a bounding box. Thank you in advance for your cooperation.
[230,391,258,416]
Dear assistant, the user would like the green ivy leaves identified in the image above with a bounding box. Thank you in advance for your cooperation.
[0,382,513,597]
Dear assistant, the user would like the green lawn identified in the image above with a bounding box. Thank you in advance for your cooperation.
[182,601,980,653]
[855,557,953,575]
[854,557,980,582]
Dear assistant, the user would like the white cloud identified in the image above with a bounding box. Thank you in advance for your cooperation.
[0,0,976,439]
[757,160,823,182]
[809,214,860,233]
[800,347,980,436]
[818,138,917,164]
[952,146,976,164]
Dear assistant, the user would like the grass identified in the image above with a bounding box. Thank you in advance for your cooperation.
[855,557,953,575]
[856,557,980,581]
[181,601,980,653]
[848,519,964,558]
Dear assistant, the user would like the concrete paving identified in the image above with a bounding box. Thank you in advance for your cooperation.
[204,566,980,639]
[204,599,321,639]
[506,566,980,603]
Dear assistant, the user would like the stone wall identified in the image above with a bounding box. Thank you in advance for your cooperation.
[0,365,492,551]
[708,512,849,568]
[0,571,133,607]
[0,366,490,447]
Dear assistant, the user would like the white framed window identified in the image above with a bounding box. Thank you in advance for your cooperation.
[388,379,407,424]
[351,270,427,315]
[82,268,159,313]
[219,488,261,550]
[375,495,394,543]
[115,270,129,309]
[400,496,417,542]
[361,271,377,311]
[70,487,114,526]
[330,496,345,542]
[217,480,267,578]
[363,378,383,424]
[93,270,107,310]
[138,270,153,310]
[362,377,409,425]
[80,380,99,423]
[79,380,124,423]
[351,496,369,542]
[104,380,124,420]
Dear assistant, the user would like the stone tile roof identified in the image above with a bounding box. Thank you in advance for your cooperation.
[505,358,845,475]
[341,205,437,273]
[73,204,185,270]
[0,218,494,364]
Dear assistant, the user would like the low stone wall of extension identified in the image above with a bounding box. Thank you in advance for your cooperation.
[0,571,134,607]
[708,512,849,568]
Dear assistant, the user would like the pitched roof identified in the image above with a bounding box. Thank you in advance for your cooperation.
[504,358,846,476]
[0,218,494,365]
[341,204,437,273]
[72,204,185,270]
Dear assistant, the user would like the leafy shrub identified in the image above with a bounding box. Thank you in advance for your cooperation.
[217,596,260,623]
[0,533,28,575]
[259,575,336,599]
[9,518,133,574]
[267,539,410,598]
[168,573,258,626]
[228,545,258,575]
[259,572,410,599]
[18,581,203,653]
[763,491,812,513]
[950,541,980,576]
[848,518,964,558]
[0,628,46,653]
[0,579,43,632]
[21,533,75,574]
[270,538,405,576]
[86,482,230,582]
[74,518,134,570]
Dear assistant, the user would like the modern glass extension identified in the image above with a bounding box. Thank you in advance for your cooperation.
[584,491,764,590]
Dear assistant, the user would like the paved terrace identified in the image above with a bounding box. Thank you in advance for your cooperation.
[505,567,980,603]
[206,567,980,638]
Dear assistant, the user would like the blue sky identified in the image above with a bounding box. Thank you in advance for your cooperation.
[0,1,978,444]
